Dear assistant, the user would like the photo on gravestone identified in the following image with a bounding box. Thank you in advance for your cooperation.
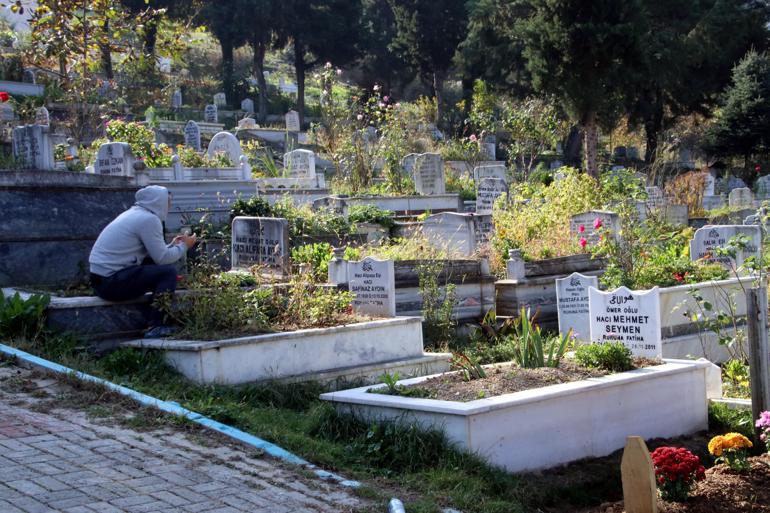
[475,177,508,216]
[588,286,662,358]
[556,272,599,341]
[689,224,761,273]
[413,153,445,195]
[348,257,396,318]
[231,217,289,275]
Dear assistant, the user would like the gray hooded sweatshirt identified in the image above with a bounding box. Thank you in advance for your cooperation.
[89,185,186,277]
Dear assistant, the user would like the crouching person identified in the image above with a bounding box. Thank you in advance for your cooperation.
[89,185,196,337]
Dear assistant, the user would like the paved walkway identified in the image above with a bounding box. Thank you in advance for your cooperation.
[0,364,364,513]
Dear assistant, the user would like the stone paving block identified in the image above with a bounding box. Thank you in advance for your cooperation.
[12,495,57,513]
[0,499,25,513]
[6,479,49,496]
[150,489,189,507]
[84,501,125,513]
[32,475,70,492]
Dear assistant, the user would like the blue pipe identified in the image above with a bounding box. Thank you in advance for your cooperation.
[0,343,360,488]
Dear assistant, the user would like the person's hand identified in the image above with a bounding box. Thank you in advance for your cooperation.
[174,233,197,249]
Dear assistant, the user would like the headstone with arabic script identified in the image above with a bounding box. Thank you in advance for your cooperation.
[556,272,599,341]
[589,286,662,358]
[347,257,396,317]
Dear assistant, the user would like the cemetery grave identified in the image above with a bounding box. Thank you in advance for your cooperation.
[4,7,770,513]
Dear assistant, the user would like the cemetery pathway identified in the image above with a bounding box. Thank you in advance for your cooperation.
[0,363,364,513]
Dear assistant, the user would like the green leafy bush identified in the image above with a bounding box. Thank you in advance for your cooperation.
[505,308,570,368]
[574,342,633,372]
[291,243,334,282]
[103,120,174,168]
[347,205,395,229]
[0,291,49,339]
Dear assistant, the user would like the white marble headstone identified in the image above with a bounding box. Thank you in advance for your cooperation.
[702,195,726,211]
[285,110,300,132]
[184,120,201,151]
[473,164,507,183]
[203,104,218,123]
[231,217,289,274]
[645,186,665,209]
[704,170,716,196]
[728,187,754,208]
[241,98,254,113]
[34,107,49,126]
[282,149,315,179]
[0,103,15,121]
[171,90,182,109]
[348,257,396,317]
[402,153,418,175]
[422,212,476,256]
[475,177,508,216]
[556,272,599,340]
[588,286,662,358]
[94,142,134,177]
[12,125,54,170]
[413,153,445,195]
[755,175,770,200]
[213,92,227,107]
[206,131,242,165]
[569,211,621,245]
[690,224,762,272]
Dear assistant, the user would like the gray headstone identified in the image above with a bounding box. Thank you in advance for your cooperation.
[645,186,665,209]
[206,131,242,165]
[347,257,396,317]
[422,212,476,256]
[0,103,15,121]
[12,125,54,170]
[413,153,445,195]
[22,69,35,84]
[704,170,716,196]
[402,153,418,175]
[728,187,753,208]
[702,195,726,211]
[755,175,770,200]
[171,90,182,109]
[213,92,227,107]
[589,286,662,358]
[282,149,315,179]
[157,57,172,73]
[475,177,508,216]
[569,210,621,246]
[231,217,289,275]
[690,224,762,272]
[627,147,640,160]
[184,121,201,151]
[556,272,599,341]
[241,98,254,113]
[94,142,134,177]
[473,215,494,245]
[203,104,218,123]
[473,164,507,183]
[285,110,300,132]
[34,107,49,126]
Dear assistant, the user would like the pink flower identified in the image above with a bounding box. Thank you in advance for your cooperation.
[373,84,380,91]
[469,134,478,142]
[383,95,390,102]
[578,225,585,233]
[579,237,588,249]
[593,218,603,229]
[324,62,332,69]
[378,102,385,108]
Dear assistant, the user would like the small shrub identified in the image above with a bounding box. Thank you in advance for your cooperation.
[291,243,333,282]
[650,447,705,502]
[0,290,49,340]
[347,205,395,229]
[506,308,570,368]
[574,342,633,372]
[417,260,457,348]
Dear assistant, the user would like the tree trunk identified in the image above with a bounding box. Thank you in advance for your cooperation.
[143,19,158,58]
[461,75,474,134]
[432,70,445,129]
[253,39,268,123]
[583,113,599,177]
[221,38,234,109]
[294,38,306,128]
[644,94,664,163]
[100,19,113,79]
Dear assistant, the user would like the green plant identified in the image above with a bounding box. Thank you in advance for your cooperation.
[347,205,395,229]
[721,359,751,399]
[574,342,633,372]
[291,243,333,282]
[104,120,173,168]
[417,260,457,348]
[0,290,49,340]
[452,352,487,381]
[506,308,570,368]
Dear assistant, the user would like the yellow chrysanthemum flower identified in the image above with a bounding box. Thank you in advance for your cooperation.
[708,435,724,456]
[723,432,752,450]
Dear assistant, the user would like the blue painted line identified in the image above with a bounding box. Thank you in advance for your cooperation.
[0,343,360,488]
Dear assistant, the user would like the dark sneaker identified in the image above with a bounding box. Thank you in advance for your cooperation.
[144,325,178,338]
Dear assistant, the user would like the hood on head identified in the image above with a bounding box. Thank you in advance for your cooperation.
[134,185,170,221]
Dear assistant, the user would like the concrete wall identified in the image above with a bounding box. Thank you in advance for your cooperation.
[0,171,137,287]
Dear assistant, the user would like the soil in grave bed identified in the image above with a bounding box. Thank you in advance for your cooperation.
[373,358,661,402]
[591,454,770,513]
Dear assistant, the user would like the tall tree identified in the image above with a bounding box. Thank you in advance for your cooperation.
[702,50,770,168]
[388,0,469,127]
[238,0,277,123]
[200,0,250,107]
[120,0,196,58]
[627,0,770,162]
[277,0,363,127]
[517,0,646,176]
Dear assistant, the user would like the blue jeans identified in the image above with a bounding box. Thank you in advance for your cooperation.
[91,262,177,327]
